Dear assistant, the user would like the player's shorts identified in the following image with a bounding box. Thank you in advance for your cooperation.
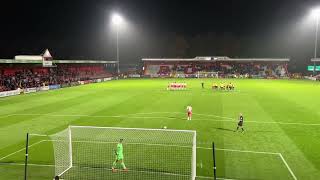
[238,121,243,126]
[188,111,192,117]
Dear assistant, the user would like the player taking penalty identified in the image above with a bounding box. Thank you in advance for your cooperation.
[112,139,128,172]
[186,105,192,120]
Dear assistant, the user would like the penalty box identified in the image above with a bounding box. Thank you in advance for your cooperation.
[1,138,296,180]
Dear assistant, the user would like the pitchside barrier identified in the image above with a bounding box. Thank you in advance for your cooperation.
[0,77,115,98]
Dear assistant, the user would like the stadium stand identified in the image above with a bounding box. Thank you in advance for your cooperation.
[142,56,289,78]
[0,50,117,93]
[0,64,114,92]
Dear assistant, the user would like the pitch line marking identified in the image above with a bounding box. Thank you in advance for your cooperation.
[0,139,279,162]
[6,113,320,126]
[197,176,237,180]
[29,133,49,137]
[197,147,279,155]
[0,114,13,119]
[0,140,46,161]
[0,162,234,180]
[278,153,297,180]
[125,112,234,120]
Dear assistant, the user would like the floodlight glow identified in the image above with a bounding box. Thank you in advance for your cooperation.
[311,8,320,18]
[112,13,123,25]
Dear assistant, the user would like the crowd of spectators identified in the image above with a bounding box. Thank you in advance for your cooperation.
[0,65,113,92]
[151,62,288,77]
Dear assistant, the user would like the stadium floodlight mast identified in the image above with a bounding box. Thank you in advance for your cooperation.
[112,13,124,74]
[311,8,320,75]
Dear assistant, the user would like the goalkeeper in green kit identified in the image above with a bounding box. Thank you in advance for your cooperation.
[112,139,128,172]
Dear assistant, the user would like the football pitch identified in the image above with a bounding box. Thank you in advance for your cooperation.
[0,78,320,180]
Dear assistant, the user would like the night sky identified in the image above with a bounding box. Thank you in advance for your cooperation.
[0,0,319,71]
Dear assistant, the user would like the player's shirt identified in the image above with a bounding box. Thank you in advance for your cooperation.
[187,106,192,113]
[238,116,244,126]
[116,143,124,158]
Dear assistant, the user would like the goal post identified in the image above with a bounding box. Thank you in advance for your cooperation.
[50,126,197,180]
[50,127,73,177]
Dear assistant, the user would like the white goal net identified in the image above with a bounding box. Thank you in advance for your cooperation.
[50,126,196,180]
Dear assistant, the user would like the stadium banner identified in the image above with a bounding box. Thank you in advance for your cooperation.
[61,84,70,88]
[84,80,93,84]
[42,60,53,67]
[40,86,50,91]
[176,74,186,78]
[49,85,61,90]
[96,79,102,83]
[305,76,317,81]
[71,82,80,86]
[0,89,20,98]
[128,74,141,78]
[307,66,320,71]
[24,87,37,94]
[103,77,112,81]
[79,81,85,85]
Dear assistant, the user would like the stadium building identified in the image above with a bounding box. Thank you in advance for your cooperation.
[142,56,289,78]
[0,49,117,95]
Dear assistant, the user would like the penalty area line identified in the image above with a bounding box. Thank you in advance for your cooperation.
[125,111,234,120]
[8,113,320,126]
[278,153,297,180]
[0,140,46,161]
[198,147,279,155]
[1,140,295,180]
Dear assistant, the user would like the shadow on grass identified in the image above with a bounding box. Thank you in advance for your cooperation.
[214,127,275,133]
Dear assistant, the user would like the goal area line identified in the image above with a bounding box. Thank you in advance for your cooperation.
[0,139,297,180]
[0,162,236,180]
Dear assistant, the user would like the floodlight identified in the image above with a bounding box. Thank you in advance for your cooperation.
[311,8,320,18]
[112,13,123,25]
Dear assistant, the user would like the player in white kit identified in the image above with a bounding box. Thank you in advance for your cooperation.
[186,105,192,120]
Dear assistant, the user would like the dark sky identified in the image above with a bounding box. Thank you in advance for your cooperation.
[0,0,319,71]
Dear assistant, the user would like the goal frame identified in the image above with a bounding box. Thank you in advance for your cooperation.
[56,125,197,180]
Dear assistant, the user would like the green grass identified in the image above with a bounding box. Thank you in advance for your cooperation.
[0,78,320,180]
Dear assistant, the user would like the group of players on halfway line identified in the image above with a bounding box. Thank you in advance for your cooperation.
[201,82,235,90]
[111,106,244,173]
[168,82,235,91]
[167,82,187,90]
